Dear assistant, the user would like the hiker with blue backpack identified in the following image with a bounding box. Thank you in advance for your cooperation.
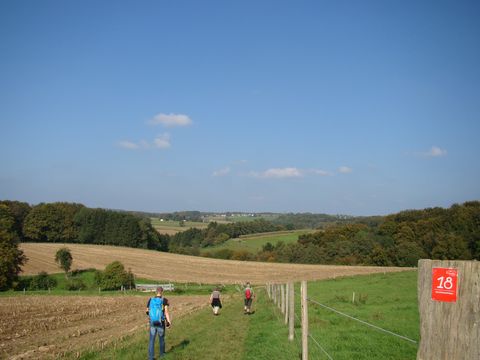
[244,282,255,315]
[146,286,171,359]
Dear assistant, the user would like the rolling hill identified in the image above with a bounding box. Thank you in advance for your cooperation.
[20,243,411,284]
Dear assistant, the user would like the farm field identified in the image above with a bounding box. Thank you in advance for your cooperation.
[200,230,311,254]
[20,243,411,284]
[73,271,418,359]
[150,218,208,235]
[0,294,207,359]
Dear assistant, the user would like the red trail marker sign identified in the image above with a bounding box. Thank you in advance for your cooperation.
[431,267,458,302]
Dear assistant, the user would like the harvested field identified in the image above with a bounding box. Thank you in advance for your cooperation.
[20,243,412,284]
[0,294,207,359]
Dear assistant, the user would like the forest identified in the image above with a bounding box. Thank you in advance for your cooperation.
[262,201,480,266]
[1,200,479,276]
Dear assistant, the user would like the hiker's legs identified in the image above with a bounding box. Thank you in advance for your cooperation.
[148,326,157,360]
[158,326,165,357]
[246,298,252,313]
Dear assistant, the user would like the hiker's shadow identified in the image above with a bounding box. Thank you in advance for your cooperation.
[169,339,190,352]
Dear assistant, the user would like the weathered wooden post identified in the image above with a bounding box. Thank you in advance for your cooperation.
[288,281,295,341]
[417,259,480,360]
[281,283,286,314]
[277,284,282,309]
[284,283,289,325]
[301,280,308,360]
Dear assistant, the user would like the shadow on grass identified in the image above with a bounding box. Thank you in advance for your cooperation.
[169,339,190,353]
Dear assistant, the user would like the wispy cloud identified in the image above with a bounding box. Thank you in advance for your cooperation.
[310,169,333,176]
[212,167,231,177]
[118,140,140,150]
[424,146,447,157]
[148,113,192,127]
[338,166,353,174]
[153,133,171,148]
[118,133,171,150]
[252,167,303,178]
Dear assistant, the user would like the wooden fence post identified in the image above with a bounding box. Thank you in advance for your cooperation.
[288,281,294,341]
[277,284,282,309]
[285,283,289,325]
[417,260,480,360]
[273,284,277,305]
[281,284,286,315]
[301,280,308,360]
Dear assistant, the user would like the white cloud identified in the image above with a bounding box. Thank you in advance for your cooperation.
[119,133,171,150]
[153,133,171,149]
[338,166,353,174]
[425,146,447,157]
[311,169,333,176]
[118,141,140,150]
[148,113,192,127]
[255,167,303,178]
[212,167,231,177]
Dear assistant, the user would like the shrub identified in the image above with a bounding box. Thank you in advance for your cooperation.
[30,271,57,290]
[66,278,86,291]
[15,276,33,290]
[95,261,135,291]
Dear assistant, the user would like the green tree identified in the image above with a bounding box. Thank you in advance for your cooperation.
[23,202,84,243]
[95,261,134,290]
[0,200,31,240]
[0,204,27,290]
[55,247,73,278]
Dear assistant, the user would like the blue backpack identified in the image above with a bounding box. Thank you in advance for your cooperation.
[149,297,165,326]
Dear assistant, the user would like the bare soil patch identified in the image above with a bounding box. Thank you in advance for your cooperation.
[0,294,207,359]
[20,243,411,284]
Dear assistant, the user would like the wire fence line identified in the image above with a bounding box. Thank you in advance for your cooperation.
[309,334,334,360]
[268,284,334,360]
[306,297,417,345]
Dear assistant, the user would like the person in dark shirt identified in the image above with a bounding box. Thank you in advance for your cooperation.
[146,287,171,359]
[210,287,222,315]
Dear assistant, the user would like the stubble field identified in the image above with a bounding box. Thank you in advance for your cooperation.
[20,243,409,284]
[3,243,412,359]
[0,294,207,359]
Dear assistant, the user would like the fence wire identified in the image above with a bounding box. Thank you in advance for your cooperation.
[306,298,417,344]
[291,289,334,359]
[309,334,334,360]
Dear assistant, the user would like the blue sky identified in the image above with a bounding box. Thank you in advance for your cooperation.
[1,0,479,215]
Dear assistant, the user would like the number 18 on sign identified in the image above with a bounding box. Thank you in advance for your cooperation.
[432,267,458,302]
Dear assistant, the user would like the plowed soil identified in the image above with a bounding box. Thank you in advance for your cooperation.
[0,295,207,359]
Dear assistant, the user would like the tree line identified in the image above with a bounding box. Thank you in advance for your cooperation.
[255,201,480,266]
[169,219,283,255]
[1,199,479,291]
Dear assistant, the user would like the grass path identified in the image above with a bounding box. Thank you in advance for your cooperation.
[76,272,418,359]
[77,289,299,360]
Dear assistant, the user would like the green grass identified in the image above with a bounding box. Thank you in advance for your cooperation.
[72,271,419,359]
[200,230,308,254]
[74,290,299,360]
[301,270,419,360]
[1,271,238,297]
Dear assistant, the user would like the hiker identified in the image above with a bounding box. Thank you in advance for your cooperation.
[244,282,255,314]
[146,286,171,359]
[210,287,222,315]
